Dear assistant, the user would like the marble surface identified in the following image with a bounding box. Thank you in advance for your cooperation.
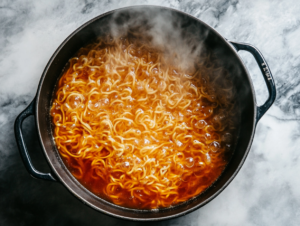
[1,0,300,225]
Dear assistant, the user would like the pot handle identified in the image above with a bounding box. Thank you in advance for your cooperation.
[229,41,276,122]
[14,98,57,182]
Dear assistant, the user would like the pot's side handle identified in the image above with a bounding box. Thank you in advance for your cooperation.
[14,98,57,182]
[229,41,276,122]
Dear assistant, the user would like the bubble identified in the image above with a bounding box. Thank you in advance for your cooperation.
[186,109,193,115]
[209,95,216,101]
[122,161,130,168]
[125,105,132,110]
[101,98,109,106]
[161,148,167,155]
[152,68,159,74]
[225,143,232,150]
[205,133,211,140]
[185,157,194,168]
[195,120,207,129]
[222,132,232,143]
[213,113,226,124]
[135,157,141,164]
[144,139,151,145]
[209,141,220,152]
[163,177,169,183]
[193,108,200,113]
[136,108,144,114]
[136,130,141,135]
[129,97,135,103]
[176,140,183,147]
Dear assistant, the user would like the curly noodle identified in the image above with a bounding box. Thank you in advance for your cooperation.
[50,35,237,209]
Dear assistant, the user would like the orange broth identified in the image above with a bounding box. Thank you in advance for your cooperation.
[50,36,237,209]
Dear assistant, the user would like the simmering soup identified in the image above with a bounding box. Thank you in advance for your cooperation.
[50,35,237,209]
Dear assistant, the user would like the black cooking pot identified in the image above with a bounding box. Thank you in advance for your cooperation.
[14,6,276,221]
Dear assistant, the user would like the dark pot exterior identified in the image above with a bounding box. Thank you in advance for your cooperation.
[14,6,276,221]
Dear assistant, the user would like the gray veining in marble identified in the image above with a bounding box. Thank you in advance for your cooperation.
[1,0,300,225]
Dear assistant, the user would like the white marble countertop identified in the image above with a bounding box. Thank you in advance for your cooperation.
[1,0,299,225]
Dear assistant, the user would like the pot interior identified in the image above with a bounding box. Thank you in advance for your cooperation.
[36,6,255,220]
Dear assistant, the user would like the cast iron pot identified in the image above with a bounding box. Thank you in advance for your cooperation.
[14,6,276,221]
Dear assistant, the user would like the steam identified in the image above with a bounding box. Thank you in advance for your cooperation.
[93,7,240,125]
[102,7,210,71]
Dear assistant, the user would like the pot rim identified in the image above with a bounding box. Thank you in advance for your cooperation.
[35,5,257,221]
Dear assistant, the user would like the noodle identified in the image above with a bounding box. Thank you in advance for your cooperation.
[50,35,237,209]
